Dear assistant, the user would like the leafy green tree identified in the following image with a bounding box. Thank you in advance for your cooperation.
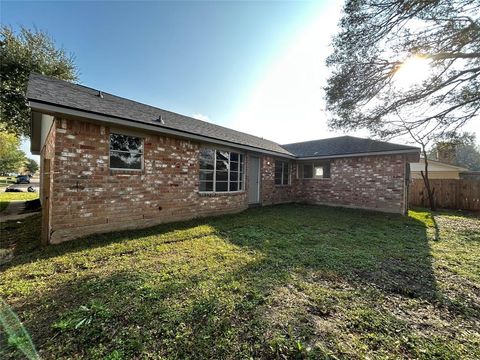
[0,129,26,174]
[0,26,78,138]
[325,0,479,210]
[25,158,39,175]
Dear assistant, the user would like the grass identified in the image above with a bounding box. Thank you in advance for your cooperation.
[0,204,479,359]
[0,192,39,212]
[0,176,16,186]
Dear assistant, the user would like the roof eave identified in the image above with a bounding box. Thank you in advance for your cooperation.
[30,111,42,155]
[296,149,420,160]
[28,99,296,159]
[417,158,469,171]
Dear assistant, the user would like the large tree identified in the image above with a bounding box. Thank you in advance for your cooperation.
[429,132,480,170]
[24,158,39,175]
[325,0,479,139]
[0,130,26,174]
[326,0,479,210]
[0,26,78,138]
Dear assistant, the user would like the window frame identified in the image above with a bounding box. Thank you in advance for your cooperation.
[109,132,144,171]
[302,163,314,179]
[199,148,245,193]
[274,160,291,186]
[297,161,331,179]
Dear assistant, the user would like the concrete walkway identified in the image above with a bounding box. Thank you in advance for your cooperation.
[0,201,39,223]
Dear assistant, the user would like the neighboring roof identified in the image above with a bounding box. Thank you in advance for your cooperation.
[26,73,293,156]
[282,136,419,158]
[411,158,469,172]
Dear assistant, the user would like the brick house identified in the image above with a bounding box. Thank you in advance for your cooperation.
[27,74,420,244]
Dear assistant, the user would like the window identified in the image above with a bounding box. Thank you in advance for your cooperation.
[109,133,143,170]
[315,161,331,178]
[302,164,313,179]
[199,149,244,192]
[275,160,290,185]
[298,161,331,179]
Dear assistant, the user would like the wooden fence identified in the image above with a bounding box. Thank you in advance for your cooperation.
[409,179,480,211]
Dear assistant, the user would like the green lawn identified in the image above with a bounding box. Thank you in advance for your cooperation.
[1,204,479,359]
[0,176,16,186]
[0,192,39,212]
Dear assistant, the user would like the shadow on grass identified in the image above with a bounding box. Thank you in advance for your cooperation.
[2,205,438,300]
[227,205,440,300]
[2,204,452,358]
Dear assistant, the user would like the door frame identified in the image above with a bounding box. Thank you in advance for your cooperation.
[41,158,52,245]
[248,155,261,205]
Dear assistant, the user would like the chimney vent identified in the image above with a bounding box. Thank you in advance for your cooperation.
[156,115,165,125]
[97,91,104,99]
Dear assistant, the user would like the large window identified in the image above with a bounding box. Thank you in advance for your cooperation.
[298,161,331,179]
[274,160,290,185]
[199,149,244,192]
[109,133,143,170]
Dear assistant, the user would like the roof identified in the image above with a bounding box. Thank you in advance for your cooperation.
[411,158,469,172]
[27,74,419,159]
[282,136,419,158]
[26,73,293,156]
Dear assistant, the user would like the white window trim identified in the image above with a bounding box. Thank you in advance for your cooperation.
[109,132,144,171]
[199,148,245,193]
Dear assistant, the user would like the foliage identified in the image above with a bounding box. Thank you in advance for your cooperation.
[429,132,480,170]
[1,205,479,359]
[326,0,479,140]
[24,158,39,174]
[0,130,26,174]
[0,25,78,138]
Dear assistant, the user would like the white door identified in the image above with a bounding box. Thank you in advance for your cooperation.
[248,156,260,204]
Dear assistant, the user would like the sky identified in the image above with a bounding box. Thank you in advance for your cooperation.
[1,0,479,162]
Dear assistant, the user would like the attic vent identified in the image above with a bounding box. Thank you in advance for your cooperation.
[97,91,104,99]
[155,115,165,125]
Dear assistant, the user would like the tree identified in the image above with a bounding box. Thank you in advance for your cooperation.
[325,0,479,210]
[456,137,480,171]
[326,0,479,139]
[25,158,39,175]
[0,129,26,174]
[0,26,78,138]
[429,132,480,170]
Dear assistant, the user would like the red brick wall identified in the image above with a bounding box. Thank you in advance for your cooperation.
[260,156,297,205]
[295,155,409,214]
[44,116,414,243]
[48,118,248,243]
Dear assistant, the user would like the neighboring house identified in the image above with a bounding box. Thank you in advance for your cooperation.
[410,158,469,180]
[27,73,420,244]
[460,172,480,180]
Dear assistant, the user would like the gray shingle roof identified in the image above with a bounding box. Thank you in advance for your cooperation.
[27,73,294,156]
[27,74,419,159]
[282,136,419,158]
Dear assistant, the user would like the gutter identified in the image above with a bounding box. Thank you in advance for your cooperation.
[295,149,420,160]
[28,100,297,159]
[28,100,420,161]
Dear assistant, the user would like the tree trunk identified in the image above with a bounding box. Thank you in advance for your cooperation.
[420,148,436,211]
